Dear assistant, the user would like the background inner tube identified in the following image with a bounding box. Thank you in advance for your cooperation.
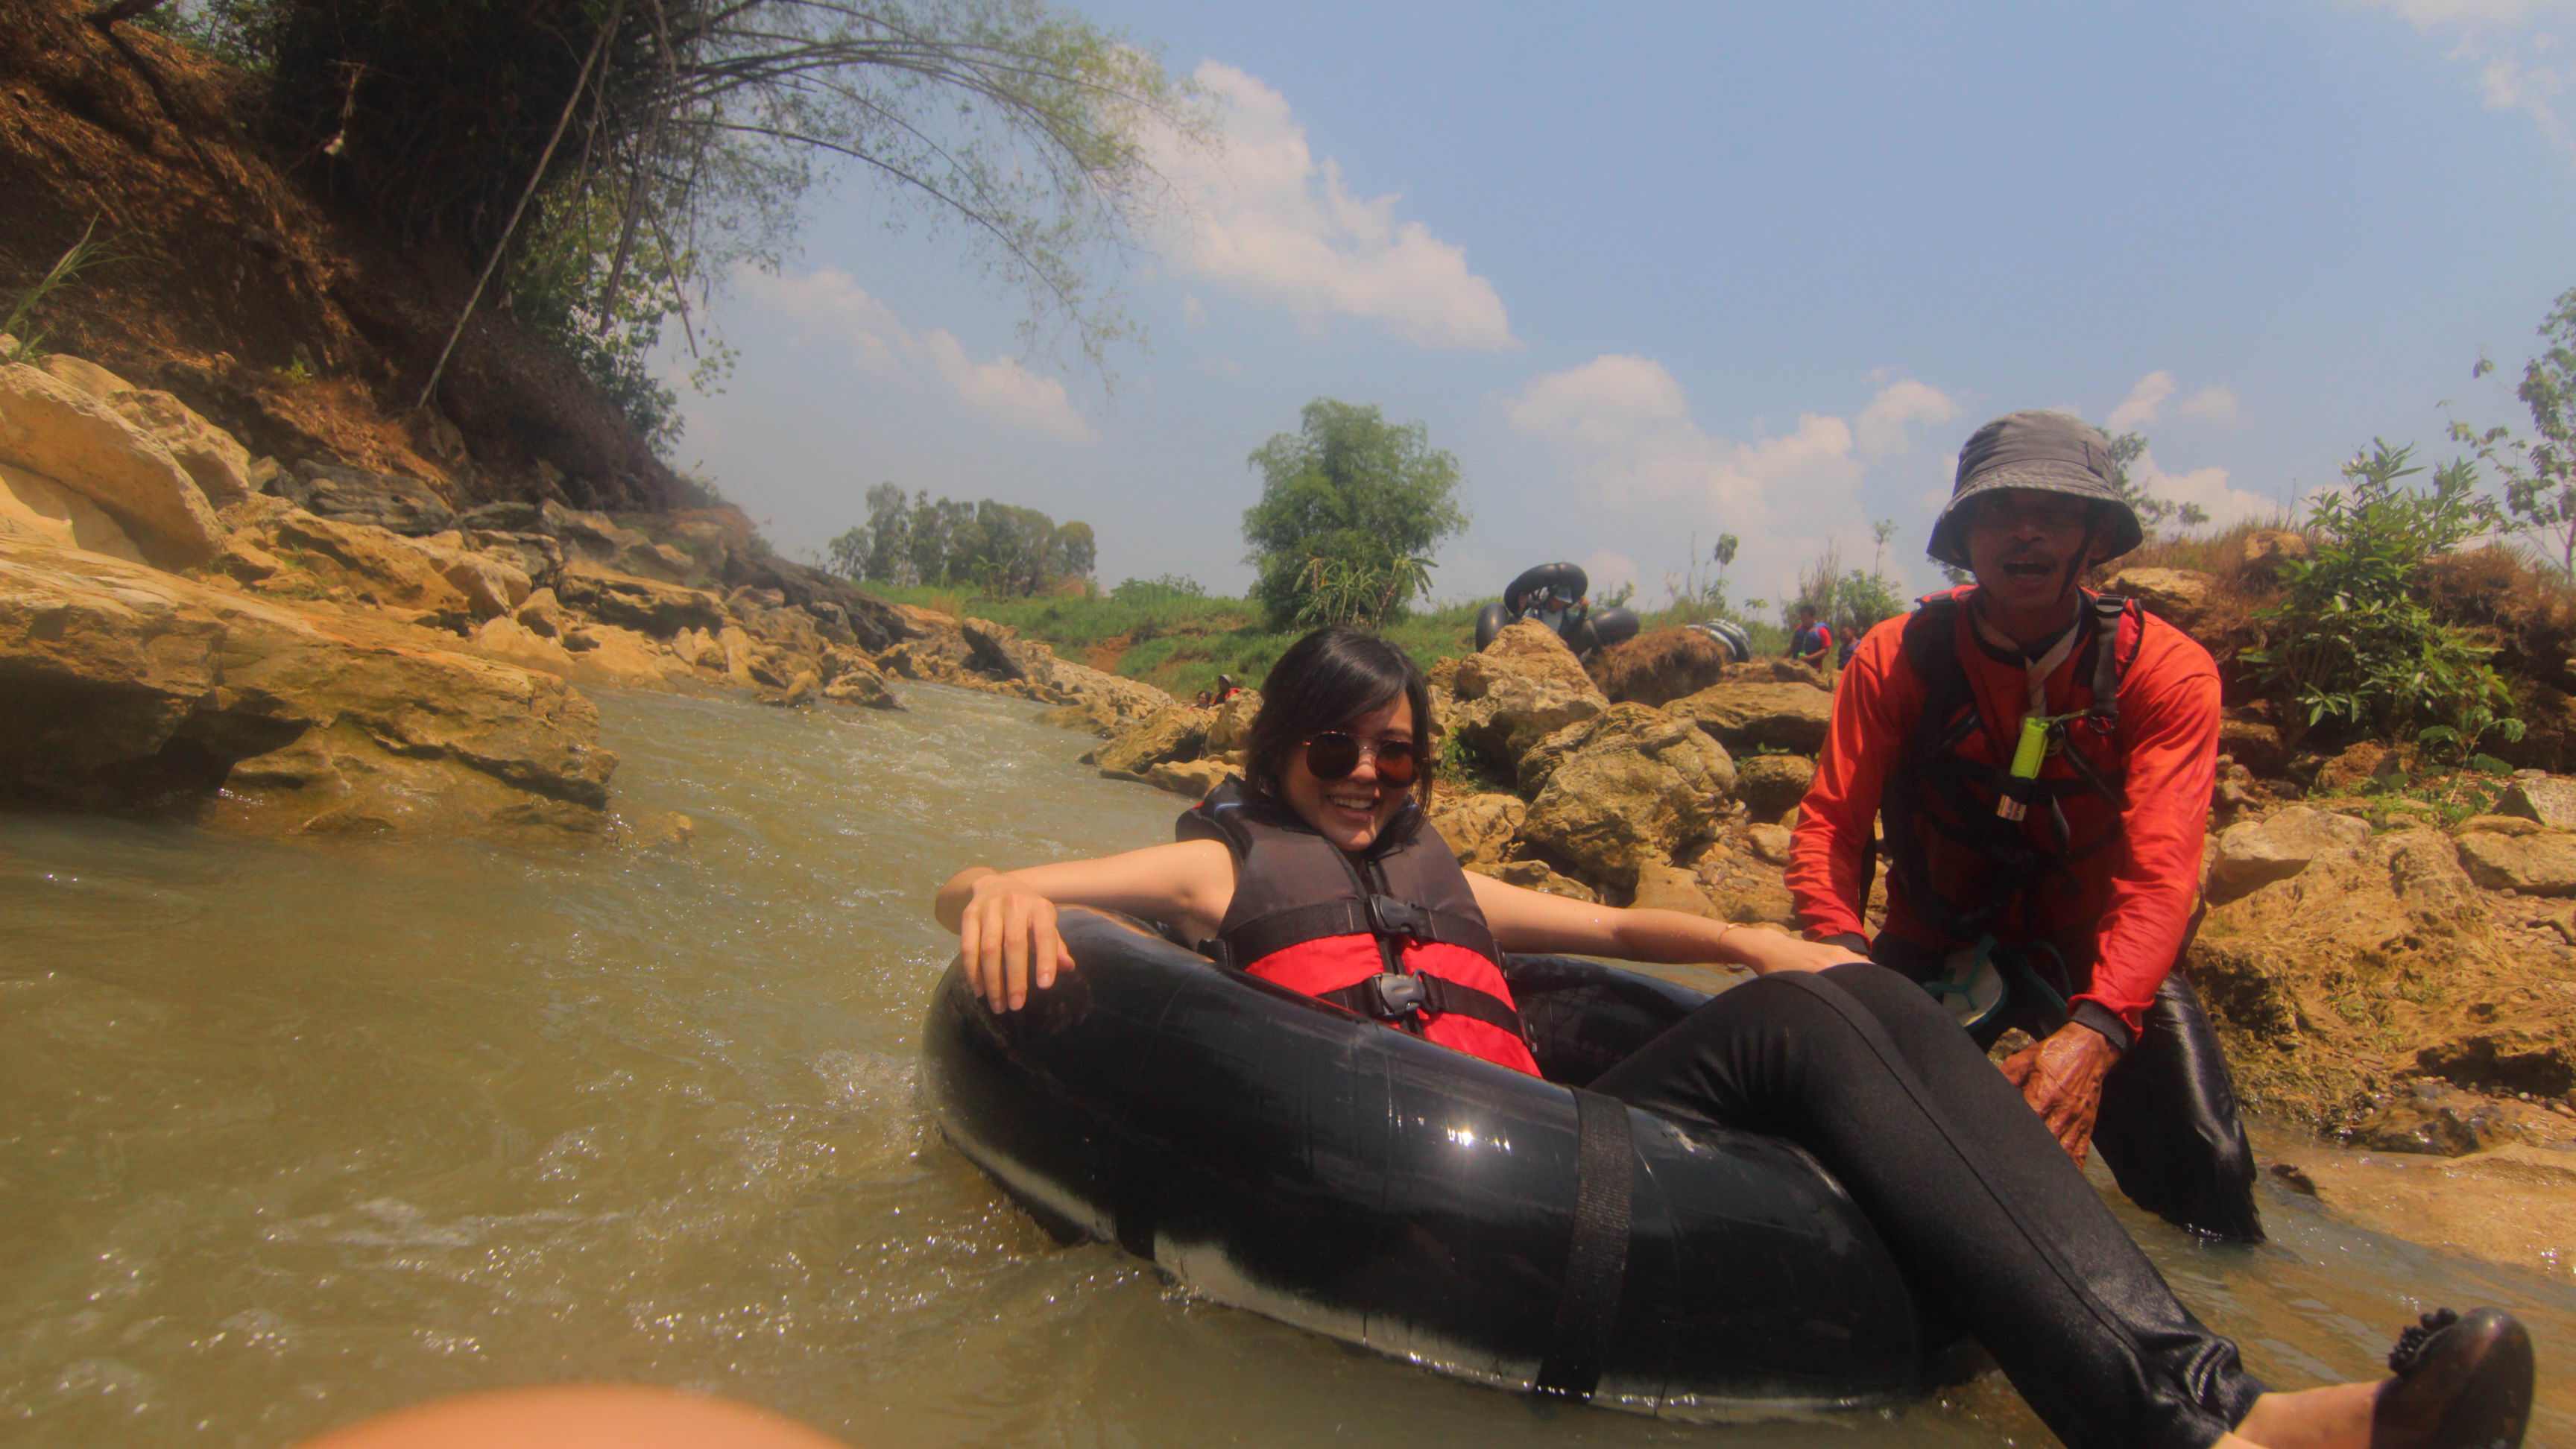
[1502,562,1588,617]
[922,909,1926,1416]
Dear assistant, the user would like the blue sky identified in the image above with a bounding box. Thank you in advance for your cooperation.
[662,0,2576,610]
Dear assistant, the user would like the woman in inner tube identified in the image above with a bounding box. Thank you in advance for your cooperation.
[935,626,2533,1449]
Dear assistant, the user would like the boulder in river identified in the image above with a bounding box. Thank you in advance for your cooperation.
[552,559,726,637]
[1093,704,1214,781]
[0,535,613,836]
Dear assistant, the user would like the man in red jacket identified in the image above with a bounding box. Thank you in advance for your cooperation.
[1787,410,2261,1240]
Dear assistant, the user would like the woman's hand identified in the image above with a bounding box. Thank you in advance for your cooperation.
[952,871,1078,1011]
[1723,926,1872,975]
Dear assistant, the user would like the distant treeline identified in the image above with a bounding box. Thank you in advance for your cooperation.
[825,484,1096,596]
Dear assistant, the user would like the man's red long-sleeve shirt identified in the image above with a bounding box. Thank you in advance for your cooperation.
[1786,590,2220,1040]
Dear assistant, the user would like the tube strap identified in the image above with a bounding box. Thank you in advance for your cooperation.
[1533,1088,1635,1401]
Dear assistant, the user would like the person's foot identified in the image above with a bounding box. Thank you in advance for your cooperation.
[2372,1307,2534,1449]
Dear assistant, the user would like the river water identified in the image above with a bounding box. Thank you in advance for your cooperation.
[1,683,2567,1448]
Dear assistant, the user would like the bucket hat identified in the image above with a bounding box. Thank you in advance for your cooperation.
[1925,411,2143,569]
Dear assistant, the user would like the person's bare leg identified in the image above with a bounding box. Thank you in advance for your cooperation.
[2218,1381,2380,1448]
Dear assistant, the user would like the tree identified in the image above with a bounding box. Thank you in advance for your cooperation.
[2451,284,2576,575]
[1242,400,1468,628]
[826,487,1092,595]
[148,0,1205,443]
[2104,432,2209,536]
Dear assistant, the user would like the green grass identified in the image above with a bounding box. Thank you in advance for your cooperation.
[868,582,1802,699]
[866,584,1491,698]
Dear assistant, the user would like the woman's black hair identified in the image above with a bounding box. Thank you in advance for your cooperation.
[1245,627,1434,807]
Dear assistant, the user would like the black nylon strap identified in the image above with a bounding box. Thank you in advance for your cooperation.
[1532,1088,1634,1401]
[1319,973,1525,1038]
[1219,901,1498,971]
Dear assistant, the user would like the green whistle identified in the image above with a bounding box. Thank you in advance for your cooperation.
[2009,714,2052,779]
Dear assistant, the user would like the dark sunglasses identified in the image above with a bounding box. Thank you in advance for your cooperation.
[1304,730,1421,786]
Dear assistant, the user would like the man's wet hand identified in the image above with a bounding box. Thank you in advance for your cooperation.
[1999,1023,2118,1165]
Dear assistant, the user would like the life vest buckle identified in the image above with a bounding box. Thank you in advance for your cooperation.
[1360,971,1430,1020]
[1366,894,1432,941]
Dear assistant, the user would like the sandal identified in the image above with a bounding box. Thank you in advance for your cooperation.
[2373,1307,2534,1449]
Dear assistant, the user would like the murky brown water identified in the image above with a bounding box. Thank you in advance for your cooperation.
[2,683,2569,1448]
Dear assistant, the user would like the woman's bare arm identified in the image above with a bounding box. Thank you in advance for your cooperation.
[1465,873,1870,975]
[935,841,1234,1011]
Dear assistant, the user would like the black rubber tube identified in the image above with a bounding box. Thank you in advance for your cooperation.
[922,910,1928,1415]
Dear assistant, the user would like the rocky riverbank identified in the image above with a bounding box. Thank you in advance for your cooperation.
[0,349,1171,839]
[1069,613,2576,1275]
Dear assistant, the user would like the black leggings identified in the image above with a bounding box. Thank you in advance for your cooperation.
[1589,963,2264,1449]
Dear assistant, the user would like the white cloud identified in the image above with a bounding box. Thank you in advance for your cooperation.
[1145,62,1517,350]
[2107,370,2179,434]
[1582,548,1642,600]
[2127,447,2279,530]
[1180,294,1208,327]
[1506,358,1959,597]
[1856,379,1961,458]
[2106,370,2241,432]
[2175,385,2241,424]
[739,266,1094,442]
[2349,0,2576,156]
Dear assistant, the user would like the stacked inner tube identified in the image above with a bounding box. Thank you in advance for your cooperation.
[923,909,1928,1415]
[1472,563,1641,656]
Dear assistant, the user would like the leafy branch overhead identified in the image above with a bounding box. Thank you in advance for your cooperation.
[131,0,1205,446]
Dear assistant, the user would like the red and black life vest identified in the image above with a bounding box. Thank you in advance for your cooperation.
[1877,588,2144,952]
[1178,779,1539,1076]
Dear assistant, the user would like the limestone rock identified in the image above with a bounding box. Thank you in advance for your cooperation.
[1667,680,1834,755]
[1467,859,1597,903]
[0,535,613,835]
[283,460,457,536]
[2344,1079,2537,1157]
[1035,698,1122,736]
[1586,626,1731,707]
[40,354,133,397]
[2218,709,2288,777]
[2242,529,2311,575]
[1448,619,1610,765]
[552,560,725,637]
[1521,703,1735,888]
[558,623,673,689]
[1206,689,1263,755]
[0,362,222,566]
[1721,657,1833,689]
[416,540,533,622]
[1094,704,1215,782]
[1630,861,1720,918]
[1735,754,1816,816]
[515,587,568,638]
[821,666,903,710]
[2457,815,2545,837]
[2106,567,2214,630]
[466,616,577,677]
[1746,823,1795,867]
[460,500,546,533]
[0,459,146,562]
[1147,758,1236,800]
[230,508,476,626]
[104,388,252,503]
[2496,775,2576,832]
[1427,792,1526,866]
[2455,826,2576,896]
[2205,806,2375,903]
[1707,872,1797,928]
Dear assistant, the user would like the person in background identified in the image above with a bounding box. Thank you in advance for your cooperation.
[1789,408,2263,1242]
[1787,602,1833,669]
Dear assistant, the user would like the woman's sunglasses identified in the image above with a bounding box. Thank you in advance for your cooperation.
[1304,731,1421,786]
